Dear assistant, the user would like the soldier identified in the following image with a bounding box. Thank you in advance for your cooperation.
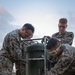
[52,18,74,45]
[46,38,75,75]
[0,23,35,75]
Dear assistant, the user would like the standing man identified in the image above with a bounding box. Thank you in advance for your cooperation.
[46,38,75,75]
[52,18,74,45]
[0,23,35,75]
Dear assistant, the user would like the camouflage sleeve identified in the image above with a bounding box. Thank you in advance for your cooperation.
[62,32,74,45]
[9,35,22,60]
[48,49,72,75]
[52,33,56,38]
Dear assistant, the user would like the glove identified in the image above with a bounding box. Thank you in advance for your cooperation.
[41,36,51,43]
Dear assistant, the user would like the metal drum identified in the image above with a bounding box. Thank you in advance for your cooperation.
[26,43,45,75]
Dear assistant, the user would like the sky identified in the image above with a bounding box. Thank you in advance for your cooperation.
[0,0,75,48]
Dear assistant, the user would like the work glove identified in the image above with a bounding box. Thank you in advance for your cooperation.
[41,36,51,44]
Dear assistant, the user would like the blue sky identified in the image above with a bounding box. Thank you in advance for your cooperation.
[0,0,75,48]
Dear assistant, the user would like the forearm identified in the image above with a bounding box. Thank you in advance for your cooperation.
[48,53,72,75]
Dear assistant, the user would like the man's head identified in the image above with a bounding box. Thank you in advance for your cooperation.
[20,23,35,39]
[46,38,60,57]
[58,18,67,34]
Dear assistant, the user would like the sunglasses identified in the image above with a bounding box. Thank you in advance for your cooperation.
[47,43,60,56]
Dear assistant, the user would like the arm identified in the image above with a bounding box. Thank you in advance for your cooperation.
[9,35,22,60]
[52,32,74,45]
[63,32,74,45]
[48,49,73,75]
[52,33,57,38]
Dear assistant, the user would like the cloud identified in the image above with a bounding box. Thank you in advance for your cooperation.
[0,6,14,21]
[67,11,75,46]
[67,11,75,29]
[0,6,16,49]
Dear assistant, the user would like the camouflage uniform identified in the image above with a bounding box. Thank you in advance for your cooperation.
[16,40,29,75]
[16,40,35,75]
[48,44,75,75]
[0,56,13,75]
[52,31,74,45]
[0,29,23,75]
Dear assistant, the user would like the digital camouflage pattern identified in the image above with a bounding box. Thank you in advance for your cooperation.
[0,56,13,75]
[52,31,74,45]
[16,40,35,75]
[0,29,23,75]
[16,40,29,75]
[48,44,75,75]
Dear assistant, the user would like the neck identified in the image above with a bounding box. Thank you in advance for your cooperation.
[59,31,66,34]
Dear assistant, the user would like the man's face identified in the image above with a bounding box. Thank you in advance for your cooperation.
[47,43,60,57]
[58,23,67,34]
[21,29,33,39]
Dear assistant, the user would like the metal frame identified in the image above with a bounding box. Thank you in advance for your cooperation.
[24,38,48,75]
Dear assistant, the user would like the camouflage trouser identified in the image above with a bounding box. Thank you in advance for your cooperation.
[0,56,13,75]
[16,62,26,75]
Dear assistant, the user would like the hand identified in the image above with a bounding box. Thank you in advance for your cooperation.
[43,36,51,39]
[41,36,51,43]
